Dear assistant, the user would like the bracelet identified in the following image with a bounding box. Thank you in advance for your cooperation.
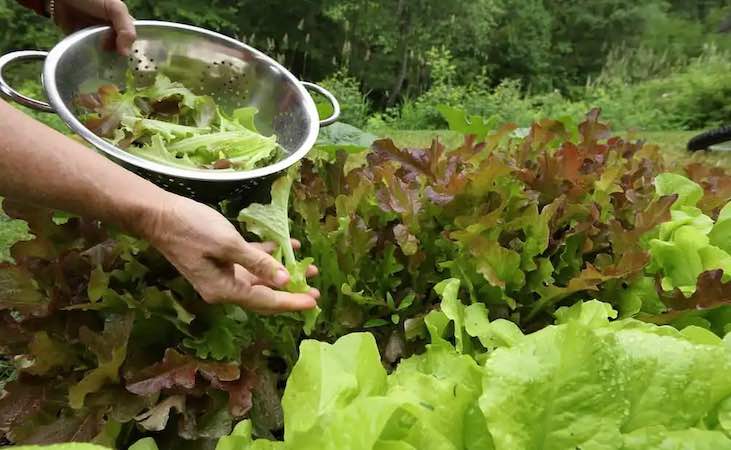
[46,0,55,22]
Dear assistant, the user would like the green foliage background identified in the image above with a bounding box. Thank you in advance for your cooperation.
[2,0,731,131]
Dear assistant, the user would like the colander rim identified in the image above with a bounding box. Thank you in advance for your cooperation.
[42,20,321,182]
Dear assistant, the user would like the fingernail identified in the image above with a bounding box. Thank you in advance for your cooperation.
[310,288,321,299]
[274,269,290,286]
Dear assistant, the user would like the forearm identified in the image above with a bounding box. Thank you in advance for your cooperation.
[0,99,170,237]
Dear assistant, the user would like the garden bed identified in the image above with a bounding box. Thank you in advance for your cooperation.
[2,110,731,449]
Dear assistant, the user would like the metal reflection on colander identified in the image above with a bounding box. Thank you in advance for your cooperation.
[0,20,340,203]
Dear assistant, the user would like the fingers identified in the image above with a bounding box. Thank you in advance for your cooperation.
[203,265,318,314]
[306,265,319,277]
[103,0,136,55]
[247,239,317,278]
[236,265,319,300]
[240,285,318,314]
[231,241,290,287]
[199,282,317,314]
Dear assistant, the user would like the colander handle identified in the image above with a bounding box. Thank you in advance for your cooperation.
[0,51,54,113]
[302,81,340,127]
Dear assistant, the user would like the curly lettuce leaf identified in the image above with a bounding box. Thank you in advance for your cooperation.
[80,84,140,138]
[167,129,278,170]
[238,174,319,330]
[137,74,199,111]
[77,73,280,171]
[183,305,253,361]
[120,116,211,141]
[219,106,260,132]
[68,314,134,409]
[127,135,200,169]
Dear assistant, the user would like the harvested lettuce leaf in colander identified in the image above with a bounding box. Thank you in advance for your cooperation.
[75,73,281,171]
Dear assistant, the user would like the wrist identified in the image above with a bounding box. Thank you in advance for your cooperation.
[108,181,176,244]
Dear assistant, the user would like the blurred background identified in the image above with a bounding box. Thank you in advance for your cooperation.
[2,0,731,139]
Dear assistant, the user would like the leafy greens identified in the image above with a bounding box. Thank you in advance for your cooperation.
[76,73,281,171]
[119,297,731,450]
[4,109,731,448]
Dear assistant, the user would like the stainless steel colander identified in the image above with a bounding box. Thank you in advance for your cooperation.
[0,20,340,203]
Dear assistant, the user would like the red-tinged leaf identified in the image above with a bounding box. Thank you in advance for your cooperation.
[579,108,611,144]
[685,163,731,215]
[609,194,677,254]
[373,165,422,223]
[467,154,513,197]
[87,386,156,423]
[667,270,731,310]
[602,251,651,278]
[125,349,239,396]
[248,365,284,437]
[425,157,468,205]
[74,92,102,110]
[80,239,123,271]
[516,119,569,163]
[528,264,613,320]
[212,367,257,418]
[294,160,331,214]
[393,224,419,256]
[369,139,438,179]
[0,312,33,353]
[531,119,569,149]
[557,143,583,184]
[635,194,678,231]
[424,188,454,205]
[135,395,186,432]
[0,380,50,432]
[22,331,78,376]
[0,265,51,319]
[368,139,470,207]
[483,123,518,155]
[518,142,593,203]
[80,84,138,138]
[178,390,233,440]
[451,134,487,162]
[643,270,731,326]
[9,409,104,445]
[68,314,134,409]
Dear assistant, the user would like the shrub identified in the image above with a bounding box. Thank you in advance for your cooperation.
[317,68,371,129]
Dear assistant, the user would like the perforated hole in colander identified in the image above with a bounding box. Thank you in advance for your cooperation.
[57,25,323,205]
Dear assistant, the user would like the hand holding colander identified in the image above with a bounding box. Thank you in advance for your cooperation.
[0,20,340,204]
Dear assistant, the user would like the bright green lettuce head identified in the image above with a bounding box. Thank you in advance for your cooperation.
[481,301,731,450]
[649,174,731,295]
[219,293,731,450]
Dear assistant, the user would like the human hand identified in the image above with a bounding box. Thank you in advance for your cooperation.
[52,0,136,55]
[140,194,319,314]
